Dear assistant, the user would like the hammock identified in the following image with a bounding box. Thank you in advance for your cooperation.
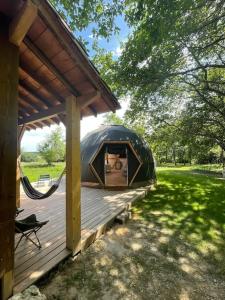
[20,165,65,200]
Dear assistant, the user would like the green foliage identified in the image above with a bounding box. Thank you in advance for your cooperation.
[38,127,65,165]
[49,0,123,39]
[50,0,225,161]
[103,111,150,140]
[103,112,123,126]
[92,48,122,95]
[21,151,40,163]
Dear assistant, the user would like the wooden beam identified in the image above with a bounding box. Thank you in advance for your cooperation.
[18,103,65,125]
[35,3,119,112]
[9,0,37,46]
[18,108,29,119]
[19,93,40,112]
[24,37,80,97]
[19,91,100,125]
[0,28,19,300]
[1,271,13,300]
[88,104,97,117]
[77,91,100,109]
[52,116,60,124]
[27,124,37,130]
[19,80,52,108]
[66,96,81,254]
[16,125,26,208]
[19,100,36,116]
[58,114,66,126]
[20,62,64,103]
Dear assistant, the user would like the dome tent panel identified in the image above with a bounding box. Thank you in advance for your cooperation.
[80,125,156,188]
[127,144,142,185]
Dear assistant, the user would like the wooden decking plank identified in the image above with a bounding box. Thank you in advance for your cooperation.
[14,248,70,293]
[14,185,151,294]
[15,216,65,257]
[15,229,65,268]
[14,241,67,285]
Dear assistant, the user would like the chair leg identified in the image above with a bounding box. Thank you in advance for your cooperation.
[15,230,42,250]
[34,231,42,248]
[15,234,24,250]
[24,232,41,249]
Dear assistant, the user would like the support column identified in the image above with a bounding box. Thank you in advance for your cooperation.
[0,25,19,299]
[66,96,81,255]
[16,125,26,208]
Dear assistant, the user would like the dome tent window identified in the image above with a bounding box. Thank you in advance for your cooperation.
[80,125,156,188]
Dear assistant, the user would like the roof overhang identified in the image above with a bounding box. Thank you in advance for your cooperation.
[0,0,120,130]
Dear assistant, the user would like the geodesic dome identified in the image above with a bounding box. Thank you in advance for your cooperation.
[81,125,156,188]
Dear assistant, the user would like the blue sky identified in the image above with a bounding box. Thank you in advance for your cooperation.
[22,14,130,152]
[79,15,130,57]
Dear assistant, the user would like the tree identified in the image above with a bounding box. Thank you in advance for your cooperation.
[103,112,123,126]
[21,151,40,163]
[38,127,65,165]
[50,0,225,161]
[49,0,124,39]
[116,0,225,152]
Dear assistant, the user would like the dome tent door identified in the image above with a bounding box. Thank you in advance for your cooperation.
[104,143,128,187]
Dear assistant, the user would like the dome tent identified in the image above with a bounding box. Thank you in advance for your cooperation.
[81,125,156,188]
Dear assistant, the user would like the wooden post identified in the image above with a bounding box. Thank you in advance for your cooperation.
[16,126,26,208]
[0,24,19,299]
[66,96,81,255]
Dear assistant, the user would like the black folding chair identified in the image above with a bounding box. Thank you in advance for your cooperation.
[15,214,49,250]
[15,208,24,217]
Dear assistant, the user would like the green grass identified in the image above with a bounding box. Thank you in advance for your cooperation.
[21,162,65,182]
[158,163,223,173]
[133,166,225,274]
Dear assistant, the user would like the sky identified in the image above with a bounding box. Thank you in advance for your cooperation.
[21,101,128,151]
[22,13,130,152]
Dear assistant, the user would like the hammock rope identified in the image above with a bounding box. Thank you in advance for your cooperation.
[19,164,66,200]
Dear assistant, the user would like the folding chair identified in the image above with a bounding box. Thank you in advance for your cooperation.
[15,208,24,217]
[15,214,49,250]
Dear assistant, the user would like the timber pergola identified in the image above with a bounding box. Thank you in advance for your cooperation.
[0,0,120,299]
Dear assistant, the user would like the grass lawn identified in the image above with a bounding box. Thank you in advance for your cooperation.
[21,162,65,182]
[134,167,225,269]
[158,163,223,174]
[40,166,225,300]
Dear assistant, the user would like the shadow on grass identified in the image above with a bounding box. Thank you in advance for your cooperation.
[134,170,225,272]
[40,169,225,300]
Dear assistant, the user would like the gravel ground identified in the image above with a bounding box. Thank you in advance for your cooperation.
[40,212,225,300]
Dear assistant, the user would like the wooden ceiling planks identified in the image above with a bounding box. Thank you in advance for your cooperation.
[19,65,64,104]
[0,0,120,129]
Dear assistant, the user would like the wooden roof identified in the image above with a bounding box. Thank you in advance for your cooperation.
[0,0,120,130]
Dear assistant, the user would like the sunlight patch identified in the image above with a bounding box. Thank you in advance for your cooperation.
[131,243,142,251]
[179,288,190,300]
[115,227,129,236]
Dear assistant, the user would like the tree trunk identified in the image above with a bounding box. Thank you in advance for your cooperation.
[172,146,176,166]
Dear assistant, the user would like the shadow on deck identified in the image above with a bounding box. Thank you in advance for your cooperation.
[14,178,151,293]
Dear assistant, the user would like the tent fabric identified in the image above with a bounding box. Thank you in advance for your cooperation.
[81,125,156,187]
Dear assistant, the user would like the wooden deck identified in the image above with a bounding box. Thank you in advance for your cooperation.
[14,178,151,293]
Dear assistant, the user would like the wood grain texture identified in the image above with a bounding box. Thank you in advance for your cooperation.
[66,96,81,254]
[0,25,19,300]
[16,126,26,208]
[14,182,152,293]
[9,0,37,46]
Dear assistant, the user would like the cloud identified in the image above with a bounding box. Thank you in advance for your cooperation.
[112,46,123,57]
[88,34,102,41]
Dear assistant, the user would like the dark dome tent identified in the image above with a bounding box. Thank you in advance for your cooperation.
[81,125,156,188]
